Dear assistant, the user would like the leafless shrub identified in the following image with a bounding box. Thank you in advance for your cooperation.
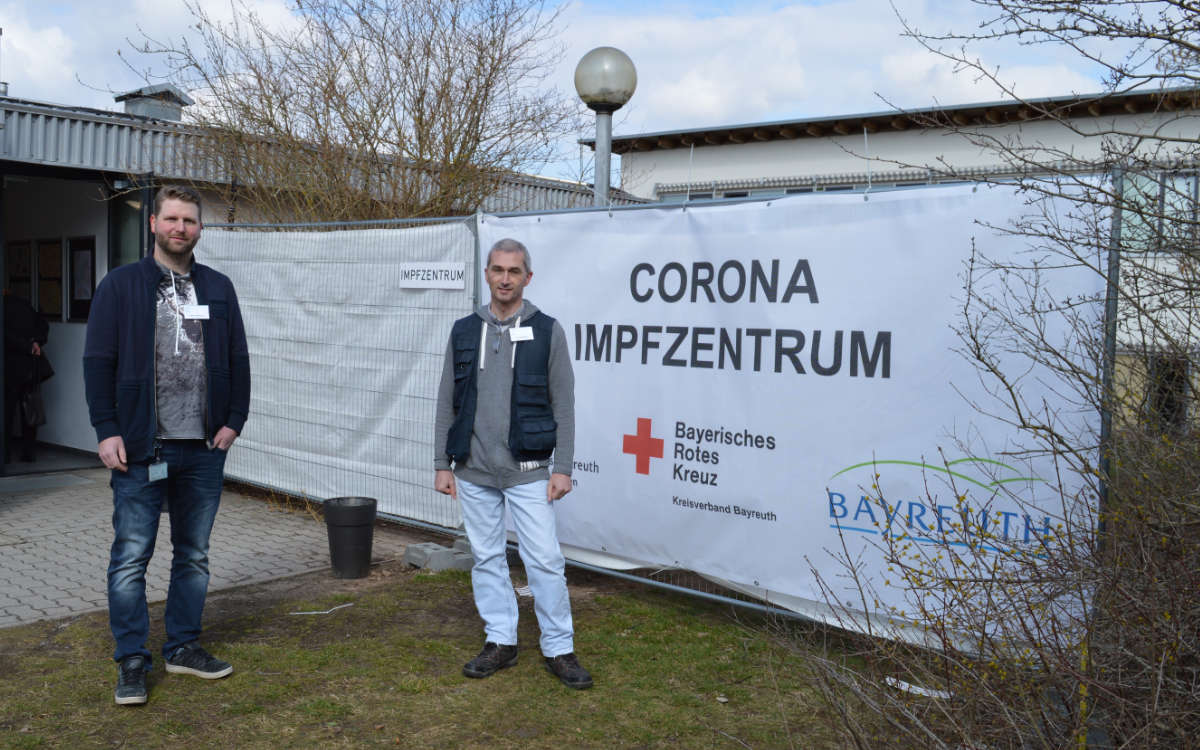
[797,3,1200,747]
[130,0,581,221]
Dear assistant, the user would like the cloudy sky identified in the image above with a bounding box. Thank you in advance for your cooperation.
[2,0,1107,179]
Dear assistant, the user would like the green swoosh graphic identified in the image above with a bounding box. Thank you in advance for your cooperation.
[945,457,1014,469]
[829,459,1045,491]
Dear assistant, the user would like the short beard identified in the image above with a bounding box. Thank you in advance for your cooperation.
[154,230,199,261]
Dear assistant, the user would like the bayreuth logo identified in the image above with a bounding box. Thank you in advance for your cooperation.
[622,417,664,475]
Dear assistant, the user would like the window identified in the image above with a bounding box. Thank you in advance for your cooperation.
[69,237,95,321]
[5,241,32,302]
[4,237,96,322]
[1161,173,1197,252]
[1121,171,1198,253]
[1146,354,1191,433]
[37,239,63,319]
[109,192,145,269]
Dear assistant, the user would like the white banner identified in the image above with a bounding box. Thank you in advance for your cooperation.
[479,184,1102,618]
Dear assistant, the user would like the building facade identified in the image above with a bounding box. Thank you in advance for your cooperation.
[610,89,1200,202]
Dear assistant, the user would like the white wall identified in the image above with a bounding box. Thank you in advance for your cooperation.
[4,175,109,450]
[620,111,1200,199]
[39,322,94,450]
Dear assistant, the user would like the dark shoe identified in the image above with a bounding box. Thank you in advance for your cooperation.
[165,643,233,679]
[544,652,593,689]
[115,655,149,705]
[462,642,518,678]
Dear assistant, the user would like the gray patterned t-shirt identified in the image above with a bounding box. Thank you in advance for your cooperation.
[154,262,207,439]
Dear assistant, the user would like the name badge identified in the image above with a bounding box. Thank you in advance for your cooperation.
[510,327,534,342]
[148,461,168,482]
[181,304,210,320]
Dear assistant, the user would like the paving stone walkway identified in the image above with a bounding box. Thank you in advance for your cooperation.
[0,468,422,629]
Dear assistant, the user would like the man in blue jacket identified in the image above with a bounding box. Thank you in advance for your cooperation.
[84,184,250,706]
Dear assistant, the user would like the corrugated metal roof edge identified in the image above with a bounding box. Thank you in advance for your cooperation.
[0,96,647,204]
[0,95,195,129]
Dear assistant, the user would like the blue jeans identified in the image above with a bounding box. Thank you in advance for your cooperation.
[457,477,574,657]
[107,440,227,663]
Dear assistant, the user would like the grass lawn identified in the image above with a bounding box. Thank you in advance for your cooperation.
[0,561,849,748]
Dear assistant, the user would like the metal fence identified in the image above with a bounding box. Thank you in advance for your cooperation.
[199,216,477,531]
[204,207,790,619]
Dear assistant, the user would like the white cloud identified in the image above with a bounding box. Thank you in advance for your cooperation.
[554,0,1113,137]
[879,41,1103,108]
[1,0,297,109]
[991,65,1101,101]
[1,5,82,105]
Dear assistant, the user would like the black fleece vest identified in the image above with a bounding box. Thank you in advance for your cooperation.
[444,311,557,465]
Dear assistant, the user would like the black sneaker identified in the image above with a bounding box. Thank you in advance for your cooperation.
[462,642,519,678]
[115,655,149,705]
[544,652,593,689]
[165,643,233,679]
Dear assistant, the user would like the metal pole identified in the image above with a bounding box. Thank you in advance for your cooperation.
[141,179,155,258]
[1099,168,1124,536]
[560,554,820,624]
[594,111,612,207]
[0,172,6,475]
[470,212,483,310]
[1082,165,1123,750]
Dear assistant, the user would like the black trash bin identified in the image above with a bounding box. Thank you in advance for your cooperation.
[324,497,377,578]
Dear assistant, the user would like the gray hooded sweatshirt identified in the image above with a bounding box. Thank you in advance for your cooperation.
[433,300,575,489]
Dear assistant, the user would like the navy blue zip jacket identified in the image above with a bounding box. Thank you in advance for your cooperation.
[83,255,251,464]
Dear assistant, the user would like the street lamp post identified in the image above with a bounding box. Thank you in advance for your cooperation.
[574,47,637,207]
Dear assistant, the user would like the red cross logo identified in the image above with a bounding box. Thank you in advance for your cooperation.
[622,417,664,475]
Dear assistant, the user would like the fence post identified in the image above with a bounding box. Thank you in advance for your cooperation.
[471,212,484,309]
[1099,167,1124,536]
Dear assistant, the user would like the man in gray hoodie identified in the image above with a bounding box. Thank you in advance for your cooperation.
[433,238,591,689]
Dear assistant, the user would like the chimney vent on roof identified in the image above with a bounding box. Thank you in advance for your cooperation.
[114,84,194,121]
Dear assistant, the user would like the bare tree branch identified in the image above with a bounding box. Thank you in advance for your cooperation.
[130,0,584,221]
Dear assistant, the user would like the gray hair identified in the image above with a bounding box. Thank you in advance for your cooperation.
[487,238,531,273]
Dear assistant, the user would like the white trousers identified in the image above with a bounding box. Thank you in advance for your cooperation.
[457,477,574,657]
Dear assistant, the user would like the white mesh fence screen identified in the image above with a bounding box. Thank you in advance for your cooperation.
[196,220,477,528]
